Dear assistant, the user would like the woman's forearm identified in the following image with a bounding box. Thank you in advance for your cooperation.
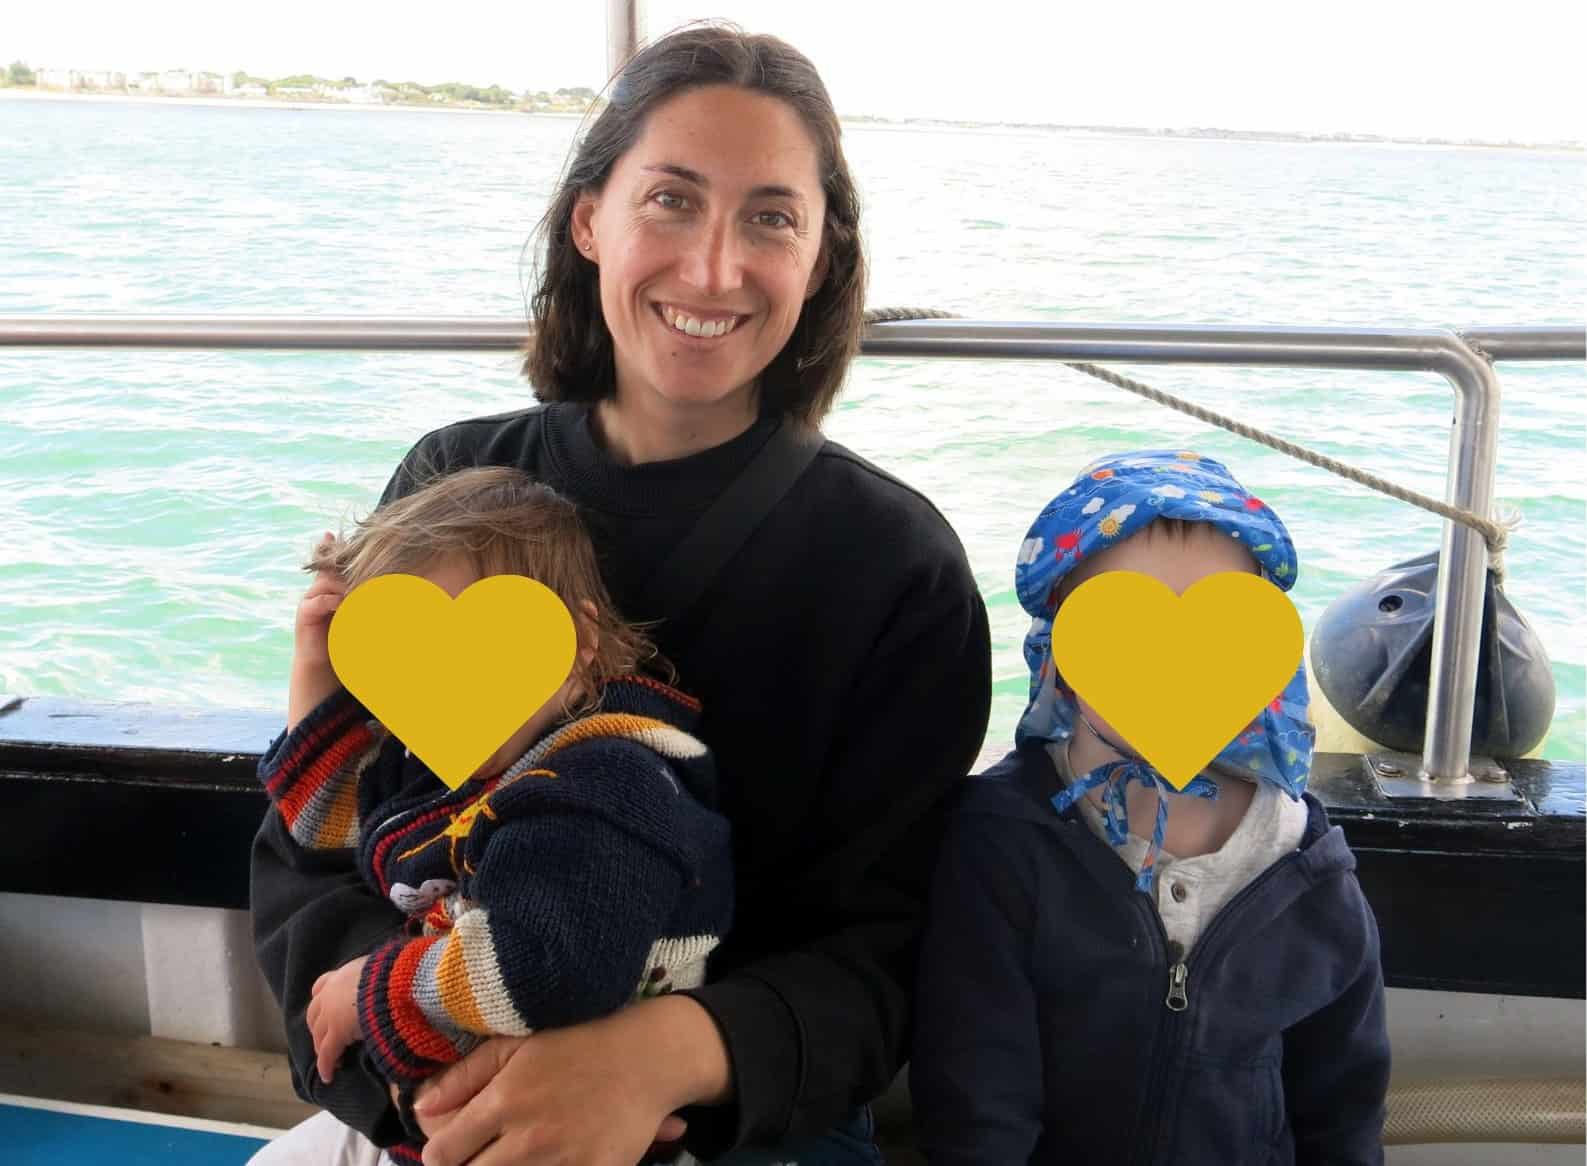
[251,808,409,1142]
[632,994,734,1110]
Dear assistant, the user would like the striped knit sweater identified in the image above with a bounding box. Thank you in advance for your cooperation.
[257,676,733,1160]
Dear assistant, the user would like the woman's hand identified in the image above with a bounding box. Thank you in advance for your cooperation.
[391,1082,461,1143]
[307,955,367,1084]
[413,996,728,1166]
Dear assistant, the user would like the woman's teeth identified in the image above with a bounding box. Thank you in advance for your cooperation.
[663,307,738,338]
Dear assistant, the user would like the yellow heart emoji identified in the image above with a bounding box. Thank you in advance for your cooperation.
[1050,570,1303,789]
[327,574,577,790]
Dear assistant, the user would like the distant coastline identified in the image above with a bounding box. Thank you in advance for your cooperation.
[0,67,598,116]
[839,112,1585,153]
[2,85,1580,152]
[0,87,585,118]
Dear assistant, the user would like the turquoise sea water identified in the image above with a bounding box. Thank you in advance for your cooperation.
[2,97,1583,760]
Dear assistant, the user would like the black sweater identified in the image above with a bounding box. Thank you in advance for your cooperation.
[250,401,993,1157]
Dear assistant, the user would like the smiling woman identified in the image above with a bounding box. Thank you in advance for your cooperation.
[568,84,831,432]
[527,35,865,445]
[245,21,990,1166]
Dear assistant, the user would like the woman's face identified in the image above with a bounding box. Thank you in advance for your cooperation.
[572,84,829,420]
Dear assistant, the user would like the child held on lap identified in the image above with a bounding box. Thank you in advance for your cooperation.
[258,466,732,1166]
[911,450,1390,1166]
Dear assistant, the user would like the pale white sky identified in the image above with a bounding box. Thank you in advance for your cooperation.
[9,0,1584,142]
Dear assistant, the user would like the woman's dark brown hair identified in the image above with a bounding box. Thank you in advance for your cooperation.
[525,22,866,428]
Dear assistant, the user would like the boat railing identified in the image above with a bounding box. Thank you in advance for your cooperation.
[3,315,1584,788]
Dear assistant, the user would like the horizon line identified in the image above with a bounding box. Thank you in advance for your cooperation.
[4,77,1581,151]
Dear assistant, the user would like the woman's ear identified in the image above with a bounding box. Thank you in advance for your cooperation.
[571,193,599,261]
[803,242,829,302]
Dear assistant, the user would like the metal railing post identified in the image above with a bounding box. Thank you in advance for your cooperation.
[1421,339,1503,782]
[606,0,644,79]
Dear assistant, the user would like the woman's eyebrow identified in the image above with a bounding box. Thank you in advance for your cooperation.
[641,163,806,204]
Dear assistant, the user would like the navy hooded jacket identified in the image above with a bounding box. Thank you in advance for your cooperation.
[910,745,1389,1165]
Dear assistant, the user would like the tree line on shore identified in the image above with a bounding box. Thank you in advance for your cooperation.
[3,59,598,111]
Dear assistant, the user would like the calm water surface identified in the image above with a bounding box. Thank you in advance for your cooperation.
[2,97,1582,759]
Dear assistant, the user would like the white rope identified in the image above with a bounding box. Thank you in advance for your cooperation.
[862,308,1517,581]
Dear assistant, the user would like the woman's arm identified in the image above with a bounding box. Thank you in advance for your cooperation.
[910,805,1046,1165]
[413,996,721,1166]
[249,434,464,1143]
[251,807,411,1142]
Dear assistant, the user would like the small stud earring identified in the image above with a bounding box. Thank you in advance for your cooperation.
[581,241,592,251]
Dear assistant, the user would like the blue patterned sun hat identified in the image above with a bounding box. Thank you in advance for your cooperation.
[1012,449,1314,891]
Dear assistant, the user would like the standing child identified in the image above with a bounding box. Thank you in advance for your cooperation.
[911,450,1389,1165]
[255,466,733,1166]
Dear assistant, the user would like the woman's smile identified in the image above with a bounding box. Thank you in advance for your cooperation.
[654,302,747,341]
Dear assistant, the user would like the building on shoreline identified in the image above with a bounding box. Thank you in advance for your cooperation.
[37,68,129,91]
[17,66,595,114]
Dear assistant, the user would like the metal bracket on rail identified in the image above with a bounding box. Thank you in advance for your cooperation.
[1367,751,1522,802]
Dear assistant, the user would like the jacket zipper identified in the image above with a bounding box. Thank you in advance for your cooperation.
[1132,905,1185,1166]
[1136,851,1306,1165]
[1166,956,1189,1011]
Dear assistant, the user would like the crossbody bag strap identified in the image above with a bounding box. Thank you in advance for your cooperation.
[640,420,823,623]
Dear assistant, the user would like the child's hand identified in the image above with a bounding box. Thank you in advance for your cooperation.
[288,534,349,730]
[307,955,368,1084]
[294,534,349,669]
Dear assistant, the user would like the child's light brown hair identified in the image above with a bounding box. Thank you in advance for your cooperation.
[1053,517,1259,610]
[306,466,664,715]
